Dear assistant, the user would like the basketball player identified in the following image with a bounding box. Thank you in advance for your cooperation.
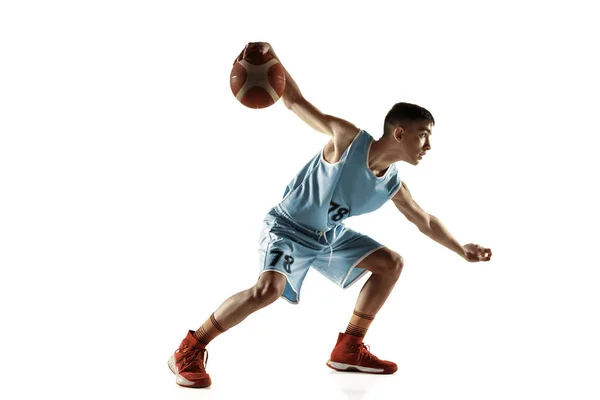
[168,42,492,388]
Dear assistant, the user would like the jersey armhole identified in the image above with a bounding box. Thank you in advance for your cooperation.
[320,129,364,166]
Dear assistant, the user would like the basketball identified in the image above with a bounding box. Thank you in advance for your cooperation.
[230,51,286,109]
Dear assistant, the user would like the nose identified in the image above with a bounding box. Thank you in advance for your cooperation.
[424,140,431,151]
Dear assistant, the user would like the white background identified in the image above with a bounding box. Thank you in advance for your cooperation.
[1,1,599,399]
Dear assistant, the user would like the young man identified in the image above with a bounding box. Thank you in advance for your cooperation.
[168,42,492,388]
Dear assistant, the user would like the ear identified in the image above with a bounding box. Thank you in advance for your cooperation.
[393,126,404,141]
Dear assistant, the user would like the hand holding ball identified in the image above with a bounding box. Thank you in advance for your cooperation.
[230,43,286,109]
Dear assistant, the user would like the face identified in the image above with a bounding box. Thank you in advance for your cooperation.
[394,121,433,165]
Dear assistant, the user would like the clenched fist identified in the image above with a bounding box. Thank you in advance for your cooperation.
[463,243,492,262]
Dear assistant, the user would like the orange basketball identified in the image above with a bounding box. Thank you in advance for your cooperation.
[230,51,286,109]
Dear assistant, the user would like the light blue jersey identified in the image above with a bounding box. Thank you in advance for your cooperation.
[276,130,402,233]
[258,129,402,304]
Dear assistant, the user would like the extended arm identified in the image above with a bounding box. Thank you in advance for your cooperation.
[235,42,359,139]
[392,182,492,262]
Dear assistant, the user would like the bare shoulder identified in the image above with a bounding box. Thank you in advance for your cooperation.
[330,116,360,139]
[322,120,361,163]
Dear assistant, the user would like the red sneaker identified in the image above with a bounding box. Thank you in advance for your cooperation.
[326,332,398,374]
[168,331,211,388]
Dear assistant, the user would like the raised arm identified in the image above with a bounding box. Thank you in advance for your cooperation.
[392,182,492,262]
[235,42,359,140]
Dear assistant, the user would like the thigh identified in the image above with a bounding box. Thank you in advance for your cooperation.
[258,214,319,303]
[311,226,384,288]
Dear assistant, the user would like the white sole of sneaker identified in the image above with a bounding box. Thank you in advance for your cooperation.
[168,355,202,387]
[326,360,385,374]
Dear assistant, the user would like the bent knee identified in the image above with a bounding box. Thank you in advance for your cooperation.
[389,251,404,278]
[375,250,403,278]
[252,272,287,303]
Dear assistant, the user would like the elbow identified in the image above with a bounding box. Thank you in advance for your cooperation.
[418,223,432,235]
[417,215,433,234]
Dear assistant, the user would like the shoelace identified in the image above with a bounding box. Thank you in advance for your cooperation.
[353,343,378,363]
[180,348,209,372]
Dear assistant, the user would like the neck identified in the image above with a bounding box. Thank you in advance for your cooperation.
[368,138,396,177]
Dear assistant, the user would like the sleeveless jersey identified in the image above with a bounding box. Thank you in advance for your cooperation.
[276,130,402,233]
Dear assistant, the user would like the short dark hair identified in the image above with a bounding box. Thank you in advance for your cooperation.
[384,102,435,136]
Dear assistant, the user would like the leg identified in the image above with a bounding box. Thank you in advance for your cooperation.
[347,247,403,336]
[321,246,403,374]
[198,209,318,342]
[195,271,287,344]
[169,272,287,388]
[215,271,288,327]
[171,209,317,388]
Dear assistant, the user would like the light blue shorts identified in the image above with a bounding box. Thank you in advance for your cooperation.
[257,206,384,304]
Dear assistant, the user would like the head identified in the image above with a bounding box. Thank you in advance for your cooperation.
[383,102,435,165]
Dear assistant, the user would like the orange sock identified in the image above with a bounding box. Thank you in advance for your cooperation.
[193,313,228,345]
[345,309,375,338]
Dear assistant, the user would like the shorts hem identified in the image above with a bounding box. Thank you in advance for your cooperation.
[279,295,299,305]
[340,245,385,289]
[259,269,300,304]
